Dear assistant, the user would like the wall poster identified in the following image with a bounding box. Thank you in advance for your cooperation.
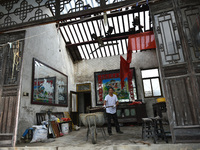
[94,68,137,105]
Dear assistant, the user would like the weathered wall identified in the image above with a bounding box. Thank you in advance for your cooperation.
[74,50,159,117]
[17,23,75,141]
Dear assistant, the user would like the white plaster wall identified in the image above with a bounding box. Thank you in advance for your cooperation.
[17,23,75,141]
[74,50,159,117]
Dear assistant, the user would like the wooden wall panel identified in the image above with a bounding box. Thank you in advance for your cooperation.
[0,31,25,146]
[0,96,17,133]
[150,0,200,143]
[165,77,196,126]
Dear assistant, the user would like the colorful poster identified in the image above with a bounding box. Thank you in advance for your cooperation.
[95,68,137,105]
[33,77,56,103]
[102,78,129,101]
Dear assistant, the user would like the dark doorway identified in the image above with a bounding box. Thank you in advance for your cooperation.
[78,92,92,114]
[70,91,92,126]
[77,92,92,126]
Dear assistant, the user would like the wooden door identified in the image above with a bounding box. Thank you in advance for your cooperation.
[0,31,25,146]
[150,0,200,143]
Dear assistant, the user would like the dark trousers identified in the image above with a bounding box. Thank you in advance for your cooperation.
[106,113,120,134]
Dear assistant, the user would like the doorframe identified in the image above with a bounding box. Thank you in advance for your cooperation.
[69,91,78,115]
[76,83,92,111]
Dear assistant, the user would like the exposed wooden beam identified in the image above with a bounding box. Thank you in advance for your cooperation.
[58,5,149,27]
[66,33,129,47]
[0,0,145,33]
[66,28,153,48]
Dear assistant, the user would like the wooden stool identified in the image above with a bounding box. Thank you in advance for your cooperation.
[142,118,156,143]
[151,116,168,143]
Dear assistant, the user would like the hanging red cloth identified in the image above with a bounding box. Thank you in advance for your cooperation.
[128,31,156,51]
[127,44,132,64]
[120,56,130,89]
[120,31,156,89]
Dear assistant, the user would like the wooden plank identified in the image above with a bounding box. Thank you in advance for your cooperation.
[6,97,14,133]
[165,79,176,142]
[1,97,8,133]
[51,121,60,138]
[170,79,184,126]
[10,96,17,133]
[179,78,192,125]
[184,78,194,125]
[0,140,12,146]
[0,134,13,141]
[0,97,4,133]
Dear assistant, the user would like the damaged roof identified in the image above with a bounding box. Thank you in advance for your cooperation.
[58,4,152,61]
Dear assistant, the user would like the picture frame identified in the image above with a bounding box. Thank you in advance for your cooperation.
[31,58,68,107]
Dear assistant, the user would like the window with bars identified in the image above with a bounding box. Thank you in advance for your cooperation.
[141,68,162,98]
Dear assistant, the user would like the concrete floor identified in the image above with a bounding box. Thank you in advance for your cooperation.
[13,126,200,150]
[16,126,170,147]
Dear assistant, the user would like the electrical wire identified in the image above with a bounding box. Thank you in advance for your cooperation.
[0,31,47,47]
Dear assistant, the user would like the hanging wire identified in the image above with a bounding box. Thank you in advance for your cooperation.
[0,31,47,48]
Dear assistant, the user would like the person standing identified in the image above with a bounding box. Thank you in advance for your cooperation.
[103,87,123,136]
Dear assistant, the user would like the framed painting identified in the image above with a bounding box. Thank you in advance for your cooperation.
[32,58,68,107]
[94,68,137,105]
[33,77,56,103]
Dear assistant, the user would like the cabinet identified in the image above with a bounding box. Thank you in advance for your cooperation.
[117,103,147,124]
[90,103,147,124]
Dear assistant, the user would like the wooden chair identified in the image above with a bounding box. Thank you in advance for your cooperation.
[36,113,46,125]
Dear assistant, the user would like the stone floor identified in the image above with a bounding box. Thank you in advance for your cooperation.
[16,125,173,149]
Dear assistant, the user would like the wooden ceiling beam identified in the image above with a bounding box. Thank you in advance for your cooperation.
[66,28,152,47]
[0,0,145,33]
[66,33,129,47]
[58,5,149,27]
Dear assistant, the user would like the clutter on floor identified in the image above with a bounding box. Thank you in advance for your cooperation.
[21,111,80,144]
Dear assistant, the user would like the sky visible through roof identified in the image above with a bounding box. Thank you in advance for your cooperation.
[59,2,151,60]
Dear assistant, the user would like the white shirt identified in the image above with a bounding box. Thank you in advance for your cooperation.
[105,94,118,114]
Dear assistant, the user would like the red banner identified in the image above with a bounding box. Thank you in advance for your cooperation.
[120,31,156,89]
[128,31,156,51]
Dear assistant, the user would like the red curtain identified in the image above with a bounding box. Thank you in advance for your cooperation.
[120,31,156,89]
